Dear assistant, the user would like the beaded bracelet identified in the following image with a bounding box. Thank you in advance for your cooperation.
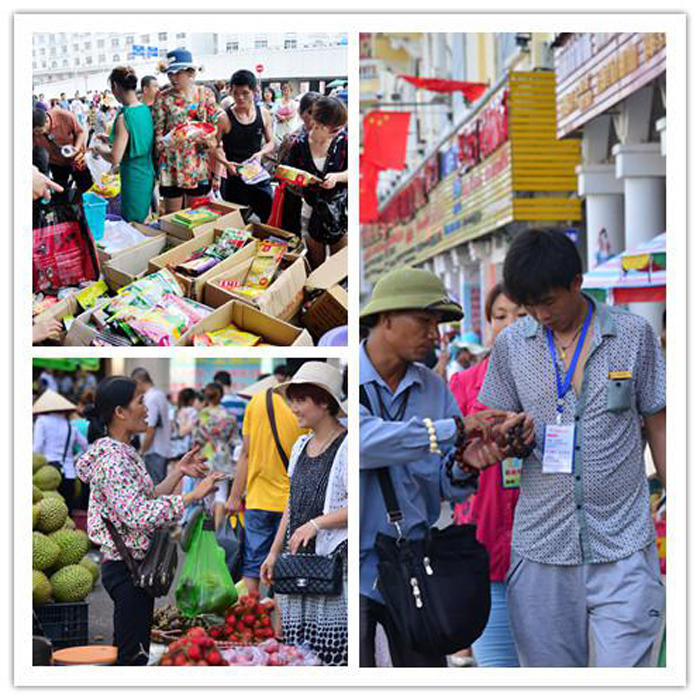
[423,418,442,455]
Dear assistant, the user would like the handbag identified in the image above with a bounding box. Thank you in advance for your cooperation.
[360,384,492,656]
[308,188,347,242]
[102,517,178,598]
[32,200,100,293]
[273,551,342,596]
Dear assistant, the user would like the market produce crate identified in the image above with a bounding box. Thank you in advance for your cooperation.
[33,602,88,650]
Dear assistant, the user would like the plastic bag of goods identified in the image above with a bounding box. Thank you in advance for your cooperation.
[175,512,238,616]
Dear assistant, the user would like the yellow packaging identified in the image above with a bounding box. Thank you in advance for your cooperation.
[77,279,109,310]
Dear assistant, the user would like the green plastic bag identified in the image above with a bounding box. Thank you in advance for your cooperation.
[175,513,238,617]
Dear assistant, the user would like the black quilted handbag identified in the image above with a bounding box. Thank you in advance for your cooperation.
[273,551,342,595]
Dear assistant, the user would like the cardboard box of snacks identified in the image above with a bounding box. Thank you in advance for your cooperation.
[157,203,246,241]
[95,221,165,266]
[300,247,348,340]
[181,299,314,347]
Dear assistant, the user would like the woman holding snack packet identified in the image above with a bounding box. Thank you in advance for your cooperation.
[75,376,226,666]
[152,49,221,214]
[448,282,529,668]
[281,96,348,268]
[91,66,155,223]
[260,362,348,666]
[215,69,276,223]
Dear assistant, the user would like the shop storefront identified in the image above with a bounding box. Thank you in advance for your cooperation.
[554,32,666,333]
[362,69,582,341]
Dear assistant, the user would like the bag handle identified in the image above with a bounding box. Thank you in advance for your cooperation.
[102,516,140,581]
[360,384,404,534]
[60,420,72,468]
[266,388,289,471]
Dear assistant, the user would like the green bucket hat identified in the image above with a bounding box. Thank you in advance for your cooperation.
[360,267,463,323]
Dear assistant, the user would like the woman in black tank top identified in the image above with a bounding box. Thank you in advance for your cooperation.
[214,70,275,222]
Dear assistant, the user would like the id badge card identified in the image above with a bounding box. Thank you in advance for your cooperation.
[501,458,521,489]
[542,423,576,474]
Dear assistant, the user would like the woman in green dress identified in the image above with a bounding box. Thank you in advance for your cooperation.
[92,66,154,222]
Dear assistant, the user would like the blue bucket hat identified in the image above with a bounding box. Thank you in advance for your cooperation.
[164,49,197,74]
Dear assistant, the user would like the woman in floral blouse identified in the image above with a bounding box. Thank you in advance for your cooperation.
[152,49,221,214]
[76,376,225,666]
[192,382,238,531]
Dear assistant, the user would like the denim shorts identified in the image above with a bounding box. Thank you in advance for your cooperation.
[242,509,283,579]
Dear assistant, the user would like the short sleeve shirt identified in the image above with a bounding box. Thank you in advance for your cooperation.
[143,387,171,458]
[478,297,666,565]
[242,391,305,512]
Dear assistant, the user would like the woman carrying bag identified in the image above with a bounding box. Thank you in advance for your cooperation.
[33,390,88,512]
[260,362,348,666]
[75,376,226,665]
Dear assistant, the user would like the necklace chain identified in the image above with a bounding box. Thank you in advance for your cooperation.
[308,427,343,457]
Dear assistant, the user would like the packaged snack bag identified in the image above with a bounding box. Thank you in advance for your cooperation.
[206,325,261,347]
[237,157,270,185]
[77,279,109,310]
[245,240,286,290]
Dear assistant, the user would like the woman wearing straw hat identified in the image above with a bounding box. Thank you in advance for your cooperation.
[75,376,226,665]
[260,361,348,666]
[33,390,89,512]
[153,49,221,214]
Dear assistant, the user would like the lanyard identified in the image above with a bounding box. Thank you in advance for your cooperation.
[546,301,593,424]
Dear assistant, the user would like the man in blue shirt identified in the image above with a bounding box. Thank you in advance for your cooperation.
[360,267,532,667]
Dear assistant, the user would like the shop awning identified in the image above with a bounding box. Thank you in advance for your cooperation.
[33,358,102,372]
[583,233,666,305]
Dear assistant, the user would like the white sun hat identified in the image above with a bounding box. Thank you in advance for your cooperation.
[274,361,346,417]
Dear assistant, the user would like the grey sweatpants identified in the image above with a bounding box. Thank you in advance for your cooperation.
[506,543,665,667]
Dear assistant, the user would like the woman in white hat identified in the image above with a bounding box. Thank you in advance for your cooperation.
[33,390,89,511]
[260,361,348,666]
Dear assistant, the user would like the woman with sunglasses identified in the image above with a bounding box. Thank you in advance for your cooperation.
[280,96,348,268]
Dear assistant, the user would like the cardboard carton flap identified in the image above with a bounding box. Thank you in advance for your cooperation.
[305,246,348,291]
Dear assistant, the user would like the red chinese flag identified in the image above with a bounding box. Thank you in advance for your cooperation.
[363,112,411,170]
[399,75,488,102]
[360,157,379,223]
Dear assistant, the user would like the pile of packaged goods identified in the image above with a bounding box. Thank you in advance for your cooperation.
[173,229,253,278]
[212,240,288,299]
[78,269,213,346]
[192,327,269,347]
[170,207,221,229]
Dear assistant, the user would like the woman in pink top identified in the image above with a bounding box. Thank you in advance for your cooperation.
[449,282,528,667]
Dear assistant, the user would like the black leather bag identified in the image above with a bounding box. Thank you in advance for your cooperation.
[273,551,342,596]
[360,384,492,656]
[375,523,491,656]
[103,518,178,598]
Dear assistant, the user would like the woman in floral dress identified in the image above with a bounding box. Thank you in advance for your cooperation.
[260,362,348,666]
[152,49,221,214]
[192,382,238,531]
[76,376,224,665]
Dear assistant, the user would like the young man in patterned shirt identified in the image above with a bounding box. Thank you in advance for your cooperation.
[479,228,666,667]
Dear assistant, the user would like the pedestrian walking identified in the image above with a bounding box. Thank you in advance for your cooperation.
[33,390,89,512]
[130,368,171,486]
[479,228,667,667]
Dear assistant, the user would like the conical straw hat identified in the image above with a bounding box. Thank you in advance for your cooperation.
[33,390,77,414]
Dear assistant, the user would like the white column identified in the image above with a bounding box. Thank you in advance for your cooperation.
[577,164,625,271]
[613,142,666,334]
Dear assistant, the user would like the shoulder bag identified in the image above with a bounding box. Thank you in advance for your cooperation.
[360,384,492,656]
[270,418,342,596]
[102,517,178,598]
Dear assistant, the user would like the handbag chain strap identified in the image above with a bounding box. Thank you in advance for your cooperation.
[360,383,412,540]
